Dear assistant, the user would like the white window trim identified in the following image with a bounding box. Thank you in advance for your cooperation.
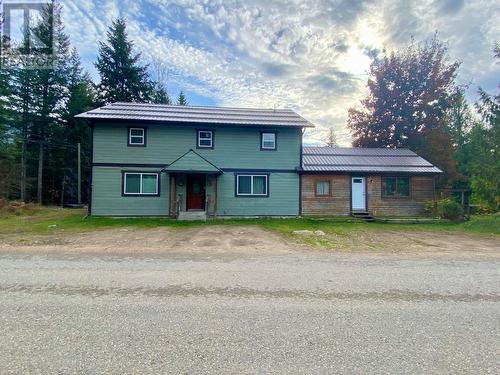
[261,132,276,150]
[123,173,159,195]
[197,130,213,148]
[129,128,145,145]
[236,174,268,196]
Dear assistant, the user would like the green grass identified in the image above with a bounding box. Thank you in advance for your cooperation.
[0,207,498,239]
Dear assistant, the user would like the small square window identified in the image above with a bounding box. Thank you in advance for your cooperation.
[261,132,276,150]
[315,180,330,196]
[197,130,213,148]
[128,128,145,146]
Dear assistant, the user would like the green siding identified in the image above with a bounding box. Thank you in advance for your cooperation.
[92,167,169,216]
[166,150,221,173]
[91,121,302,216]
[93,123,301,169]
[215,173,299,216]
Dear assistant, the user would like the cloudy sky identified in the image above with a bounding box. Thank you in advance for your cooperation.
[59,0,499,145]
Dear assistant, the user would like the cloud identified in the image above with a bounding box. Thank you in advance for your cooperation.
[61,0,500,146]
[434,0,465,15]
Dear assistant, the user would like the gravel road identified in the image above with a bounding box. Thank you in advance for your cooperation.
[0,250,499,374]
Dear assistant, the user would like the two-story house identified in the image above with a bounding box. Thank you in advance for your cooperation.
[76,102,313,218]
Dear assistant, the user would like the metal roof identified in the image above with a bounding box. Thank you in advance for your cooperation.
[76,102,314,128]
[302,147,442,174]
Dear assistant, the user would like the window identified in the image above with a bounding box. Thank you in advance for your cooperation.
[382,176,410,198]
[197,130,213,148]
[236,174,268,196]
[123,173,159,195]
[261,132,277,150]
[315,180,331,196]
[128,127,146,146]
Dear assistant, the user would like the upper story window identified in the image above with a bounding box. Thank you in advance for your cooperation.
[197,130,214,149]
[236,174,269,197]
[123,172,159,196]
[128,127,146,146]
[261,132,277,150]
[382,176,410,198]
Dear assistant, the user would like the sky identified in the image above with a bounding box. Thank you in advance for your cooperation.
[58,0,499,145]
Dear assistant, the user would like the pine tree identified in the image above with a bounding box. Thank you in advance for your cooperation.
[325,128,337,147]
[152,85,171,104]
[177,91,188,106]
[95,18,153,104]
[30,1,72,203]
[57,49,95,205]
[150,60,171,104]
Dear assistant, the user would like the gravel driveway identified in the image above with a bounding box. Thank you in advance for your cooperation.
[0,229,499,374]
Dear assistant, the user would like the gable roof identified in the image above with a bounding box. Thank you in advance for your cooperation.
[76,102,314,128]
[164,149,222,174]
[302,147,442,174]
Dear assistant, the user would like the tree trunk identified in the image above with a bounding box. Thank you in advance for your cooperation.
[20,136,26,202]
[37,141,43,204]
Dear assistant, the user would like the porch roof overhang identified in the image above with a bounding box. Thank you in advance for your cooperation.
[163,149,223,175]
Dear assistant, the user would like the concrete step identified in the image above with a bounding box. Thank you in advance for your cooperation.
[178,210,207,221]
[352,211,375,222]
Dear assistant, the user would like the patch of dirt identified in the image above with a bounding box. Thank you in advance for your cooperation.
[309,230,500,260]
[0,225,498,260]
[0,226,304,256]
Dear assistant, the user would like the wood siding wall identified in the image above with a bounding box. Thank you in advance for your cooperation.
[301,174,435,217]
[301,175,351,216]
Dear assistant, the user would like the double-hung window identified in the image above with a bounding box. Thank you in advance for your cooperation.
[315,180,331,196]
[123,173,159,196]
[197,130,213,148]
[260,132,276,150]
[382,176,410,198]
[128,127,146,146]
[236,174,268,197]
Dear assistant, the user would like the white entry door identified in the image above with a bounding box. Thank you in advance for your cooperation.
[351,177,366,211]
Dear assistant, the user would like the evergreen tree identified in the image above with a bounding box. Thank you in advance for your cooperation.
[29,1,72,203]
[347,35,461,184]
[95,18,153,104]
[150,60,171,104]
[56,49,95,205]
[325,128,337,147]
[152,84,171,104]
[467,44,500,209]
[177,91,188,106]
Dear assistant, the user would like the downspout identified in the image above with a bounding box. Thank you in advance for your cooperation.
[298,128,304,217]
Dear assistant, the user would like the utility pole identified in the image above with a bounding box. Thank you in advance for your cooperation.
[77,143,82,205]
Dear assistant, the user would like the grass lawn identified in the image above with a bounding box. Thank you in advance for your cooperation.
[0,207,498,241]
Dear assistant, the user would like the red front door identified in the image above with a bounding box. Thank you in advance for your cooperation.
[187,174,205,210]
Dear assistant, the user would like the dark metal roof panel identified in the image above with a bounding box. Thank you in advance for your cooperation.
[302,165,443,173]
[76,102,314,128]
[303,147,417,156]
[302,147,442,174]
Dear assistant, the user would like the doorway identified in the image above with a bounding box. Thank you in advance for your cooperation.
[351,177,366,211]
[186,174,206,210]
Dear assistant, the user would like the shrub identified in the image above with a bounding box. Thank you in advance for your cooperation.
[426,198,464,220]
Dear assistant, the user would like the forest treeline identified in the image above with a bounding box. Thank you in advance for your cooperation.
[0,2,498,210]
[0,2,186,205]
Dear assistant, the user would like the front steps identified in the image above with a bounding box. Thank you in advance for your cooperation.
[351,211,375,222]
[177,210,207,221]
